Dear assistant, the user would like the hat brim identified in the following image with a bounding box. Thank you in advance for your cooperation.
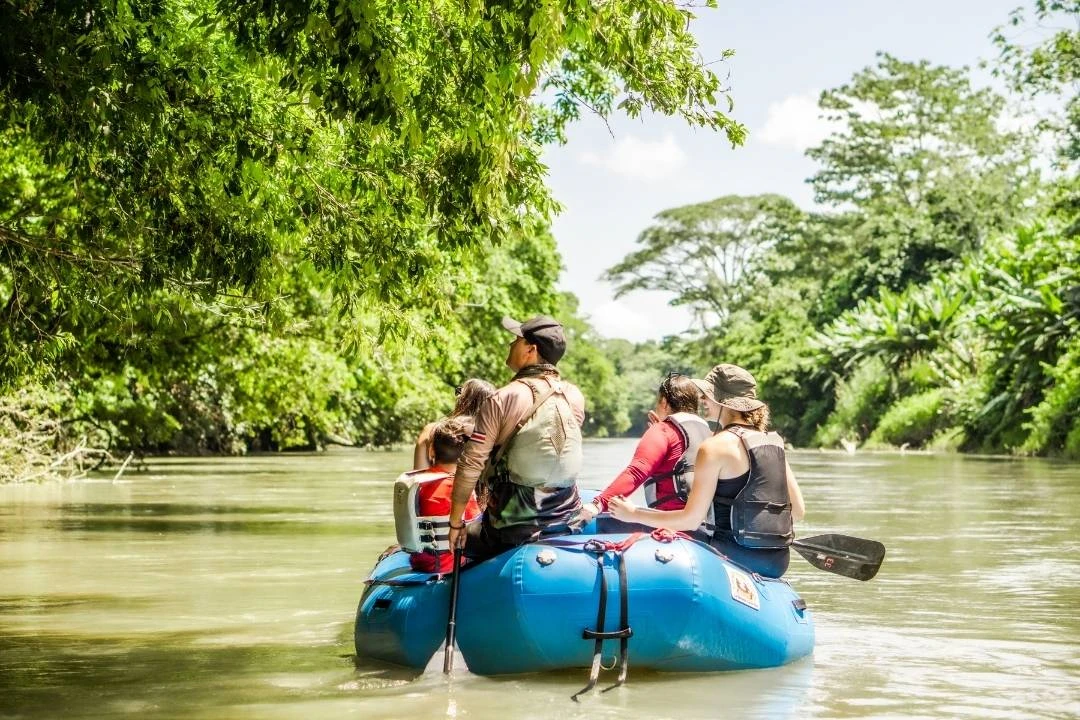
[718,396,765,412]
[501,316,524,337]
[691,379,717,403]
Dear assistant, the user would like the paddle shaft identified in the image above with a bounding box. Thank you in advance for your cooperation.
[442,545,463,673]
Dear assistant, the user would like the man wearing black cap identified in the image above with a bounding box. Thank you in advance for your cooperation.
[447,315,586,558]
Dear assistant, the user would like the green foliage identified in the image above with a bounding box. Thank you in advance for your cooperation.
[993,1,1080,168]
[603,337,695,437]
[1021,337,1080,458]
[865,387,954,449]
[966,225,1080,450]
[814,358,894,448]
[811,274,979,384]
[807,53,1038,315]
[604,21,1077,456]
[603,195,802,326]
[0,384,112,483]
[0,0,749,471]
[0,0,744,389]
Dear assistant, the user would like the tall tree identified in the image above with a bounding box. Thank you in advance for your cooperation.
[0,0,746,386]
[807,53,1038,313]
[603,194,802,327]
[993,0,1079,229]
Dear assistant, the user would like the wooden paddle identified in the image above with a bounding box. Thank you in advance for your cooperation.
[442,545,464,673]
[791,533,885,581]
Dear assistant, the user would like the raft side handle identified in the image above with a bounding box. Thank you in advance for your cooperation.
[582,628,632,640]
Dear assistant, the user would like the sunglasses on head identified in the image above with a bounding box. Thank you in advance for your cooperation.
[658,371,684,402]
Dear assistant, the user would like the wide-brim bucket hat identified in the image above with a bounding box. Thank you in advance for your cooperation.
[693,364,765,412]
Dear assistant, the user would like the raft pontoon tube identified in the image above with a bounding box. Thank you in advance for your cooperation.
[354,518,814,676]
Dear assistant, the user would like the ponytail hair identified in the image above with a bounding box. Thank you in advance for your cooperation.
[431,417,471,464]
[733,404,770,432]
[452,378,496,418]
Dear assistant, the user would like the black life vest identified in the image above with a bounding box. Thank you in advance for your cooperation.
[643,412,714,537]
[713,425,794,549]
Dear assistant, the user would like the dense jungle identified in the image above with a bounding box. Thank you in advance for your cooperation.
[1,0,1077,483]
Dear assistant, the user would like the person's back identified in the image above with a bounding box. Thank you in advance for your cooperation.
[447,315,586,559]
[702,424,792,577]
[578,374,710,533]
[481,373,584,540]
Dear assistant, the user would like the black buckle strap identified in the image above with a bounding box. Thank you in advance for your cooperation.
[571,553,608,702]
[571,547,633,701]
[601,550,631,693]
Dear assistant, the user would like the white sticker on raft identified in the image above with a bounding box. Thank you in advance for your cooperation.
[725,565,761,611]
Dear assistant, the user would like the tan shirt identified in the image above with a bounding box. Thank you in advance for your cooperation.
[451,372,586,506]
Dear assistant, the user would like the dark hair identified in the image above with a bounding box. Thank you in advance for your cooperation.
[658,373,701,414]
[452,378,496,417]
[432,417,471,464]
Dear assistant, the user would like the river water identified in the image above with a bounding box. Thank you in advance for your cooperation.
[1,441,1078,719]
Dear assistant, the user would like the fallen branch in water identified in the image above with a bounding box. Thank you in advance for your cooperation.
[0,388,119,483]
[112,452,135,482]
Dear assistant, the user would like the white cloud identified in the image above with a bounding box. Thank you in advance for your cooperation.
[757,91,837,151]
[578,134,686,181]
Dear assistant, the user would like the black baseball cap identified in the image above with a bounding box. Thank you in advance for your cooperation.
[501,315,567,365]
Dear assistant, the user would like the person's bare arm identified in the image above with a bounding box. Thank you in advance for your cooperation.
[412,423,435,470]
[786,460,805,521]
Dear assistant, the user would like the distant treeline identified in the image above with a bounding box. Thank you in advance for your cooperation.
[1,2,1077,482]
[606,11,1080,459]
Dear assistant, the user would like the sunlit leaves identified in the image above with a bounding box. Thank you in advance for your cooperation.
[811,273,979,386]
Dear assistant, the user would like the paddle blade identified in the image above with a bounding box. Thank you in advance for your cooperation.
[791,533,886,581]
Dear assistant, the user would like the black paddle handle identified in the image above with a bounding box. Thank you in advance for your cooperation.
[443,545,464,673]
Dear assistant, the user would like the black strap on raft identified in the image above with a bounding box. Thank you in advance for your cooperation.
[601,549,631,693]
[571,550,607,702]
[571,538,635,701]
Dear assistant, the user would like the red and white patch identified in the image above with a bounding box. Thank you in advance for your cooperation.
[468,431,487,443]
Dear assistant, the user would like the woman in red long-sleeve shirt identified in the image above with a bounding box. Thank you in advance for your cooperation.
[576,374,712,533]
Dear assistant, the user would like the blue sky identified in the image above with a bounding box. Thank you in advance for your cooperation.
[544,0,1026,342]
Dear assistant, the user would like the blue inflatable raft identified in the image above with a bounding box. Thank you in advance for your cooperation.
[354,519,814,675]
